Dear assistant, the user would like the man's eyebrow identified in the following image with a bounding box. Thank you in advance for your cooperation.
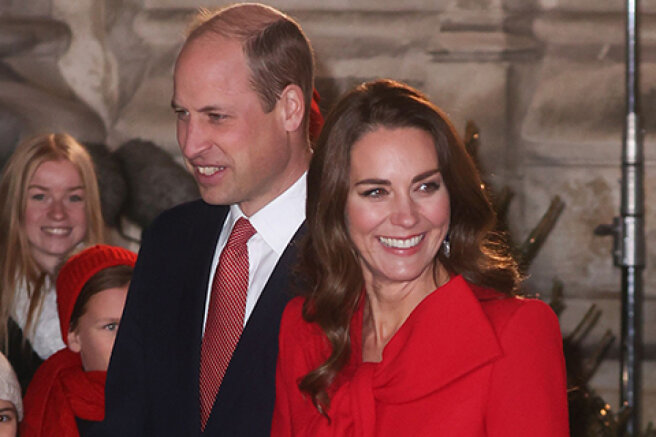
[198,105,228,113]
[170,101,226,113]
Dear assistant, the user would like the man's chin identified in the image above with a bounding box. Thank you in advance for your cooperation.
[198,187,235,206]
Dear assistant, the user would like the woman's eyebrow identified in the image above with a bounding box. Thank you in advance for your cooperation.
[411,169,440,184]
[354,178,390,186]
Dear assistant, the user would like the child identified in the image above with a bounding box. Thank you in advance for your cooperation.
[21,245,137,437]
[0,352,21,437]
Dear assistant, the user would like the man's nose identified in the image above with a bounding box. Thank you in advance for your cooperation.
[179,117,212,160]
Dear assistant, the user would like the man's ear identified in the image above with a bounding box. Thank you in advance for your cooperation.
[67,329,82,353]
[278,84,305,132]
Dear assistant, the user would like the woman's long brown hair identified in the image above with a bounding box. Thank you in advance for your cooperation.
[297,79,521,415]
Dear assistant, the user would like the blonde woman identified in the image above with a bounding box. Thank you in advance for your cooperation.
[0,133,104,389]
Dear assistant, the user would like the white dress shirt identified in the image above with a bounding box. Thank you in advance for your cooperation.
[202,173,307,330]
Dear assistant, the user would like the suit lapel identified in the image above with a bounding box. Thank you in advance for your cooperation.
[244,222,307,331]
[186,204,228,337]
[174,203,228,433]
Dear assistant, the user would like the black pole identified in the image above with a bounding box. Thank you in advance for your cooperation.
[620,0,645,434]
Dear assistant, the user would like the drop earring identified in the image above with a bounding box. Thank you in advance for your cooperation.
[442,234,451,258]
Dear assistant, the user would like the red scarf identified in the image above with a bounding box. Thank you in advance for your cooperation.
[21,348,106,437]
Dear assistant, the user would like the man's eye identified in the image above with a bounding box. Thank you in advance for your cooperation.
[208,113,227,122]
[174,109,189,120]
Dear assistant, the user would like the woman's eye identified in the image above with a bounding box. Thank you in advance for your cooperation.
[69,194,84,202]
[30,193,46,201]
[361,188,387,198]
[418,181,440,193]
[0,414,13,422]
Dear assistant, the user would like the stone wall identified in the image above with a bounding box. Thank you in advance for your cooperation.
[1,0,655,427]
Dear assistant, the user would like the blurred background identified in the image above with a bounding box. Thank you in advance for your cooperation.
[0,0,654,433]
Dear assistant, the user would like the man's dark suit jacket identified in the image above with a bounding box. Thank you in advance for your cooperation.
[100,200,303,436]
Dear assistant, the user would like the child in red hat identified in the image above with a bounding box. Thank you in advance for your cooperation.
[21,245,137,437]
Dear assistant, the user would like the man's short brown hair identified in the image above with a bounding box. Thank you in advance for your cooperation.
[186,3,314,124]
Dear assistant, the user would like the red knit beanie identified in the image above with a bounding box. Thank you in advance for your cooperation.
[56,244,137,343]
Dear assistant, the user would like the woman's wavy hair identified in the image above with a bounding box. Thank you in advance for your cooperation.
[298,79,521,414]
[0,133,105,352]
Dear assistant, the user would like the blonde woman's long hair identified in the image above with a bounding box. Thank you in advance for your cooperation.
[0,133,105,351]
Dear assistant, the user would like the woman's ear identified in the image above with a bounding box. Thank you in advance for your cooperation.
[67,329,82,353]
[278,84,305,133]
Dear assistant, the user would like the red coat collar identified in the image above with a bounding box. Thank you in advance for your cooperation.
[348,275,503,403]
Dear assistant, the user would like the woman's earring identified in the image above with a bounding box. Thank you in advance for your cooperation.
[442,235,451,258]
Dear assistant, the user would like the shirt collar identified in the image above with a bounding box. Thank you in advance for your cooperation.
[229,172,307,255]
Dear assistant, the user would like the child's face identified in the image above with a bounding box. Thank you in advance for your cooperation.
[67,284,129,371]
[0,400,17,437]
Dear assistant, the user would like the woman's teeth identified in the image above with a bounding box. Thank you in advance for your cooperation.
[42,227,71,236]
[379,234,424,249]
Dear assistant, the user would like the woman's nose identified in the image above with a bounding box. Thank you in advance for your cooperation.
[390,195,419,228]
[47,199,67,220]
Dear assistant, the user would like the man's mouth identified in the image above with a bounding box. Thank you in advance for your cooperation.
[196,165,225,176]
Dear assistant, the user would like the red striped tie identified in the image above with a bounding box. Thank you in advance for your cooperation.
[199,217,256,430]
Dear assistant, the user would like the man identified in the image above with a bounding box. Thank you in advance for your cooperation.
[100,4,315,436]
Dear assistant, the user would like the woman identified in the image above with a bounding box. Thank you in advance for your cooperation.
[22,244,136,437]
[272,80,569,436]
[0,133,105,390]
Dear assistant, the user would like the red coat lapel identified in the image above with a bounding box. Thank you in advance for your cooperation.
[350,276,503,403]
